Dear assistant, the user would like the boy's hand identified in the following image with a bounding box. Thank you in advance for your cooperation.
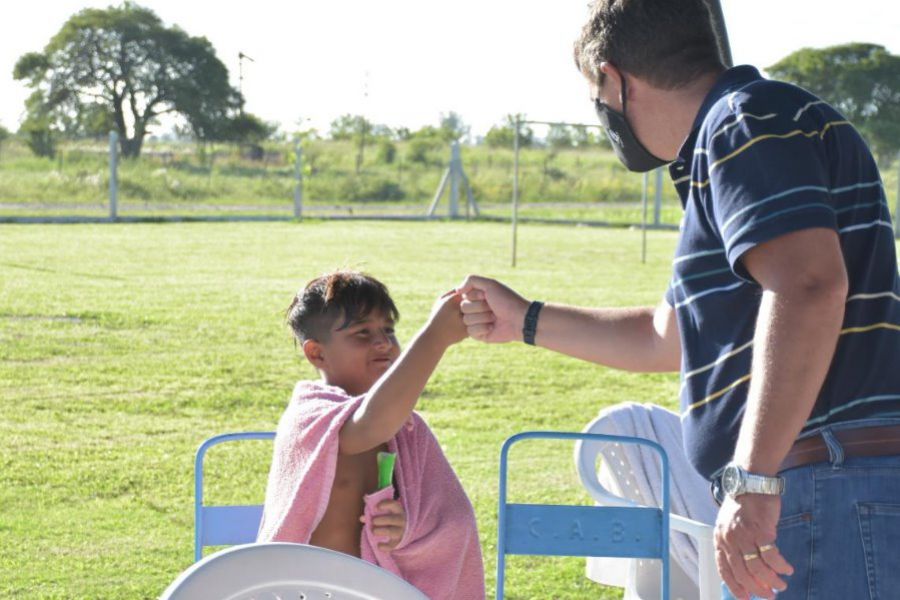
[360,499,407,552]
[425,290,467,347]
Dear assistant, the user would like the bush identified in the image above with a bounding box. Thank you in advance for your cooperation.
[406,137,442,165]
[376,140,397,164]
[22,124,56,158]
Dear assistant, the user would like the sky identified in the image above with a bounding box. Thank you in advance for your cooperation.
[1,0,898,138]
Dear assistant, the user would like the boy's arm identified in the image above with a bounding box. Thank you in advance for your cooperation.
[339,292,466,455]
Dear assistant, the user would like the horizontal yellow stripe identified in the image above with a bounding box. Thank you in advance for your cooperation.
[681,340,754,388]
[819,120,850,139]
[688,121,851,187]
[710,129,817,172]
[682,318,896,413]
[686,374,752,412]
[840,322,900,335]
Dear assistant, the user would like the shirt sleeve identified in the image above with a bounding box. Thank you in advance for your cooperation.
[664,283,675,307]
[704,106,839,281]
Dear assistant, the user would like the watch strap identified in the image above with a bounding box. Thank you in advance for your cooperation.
[522,301,544,346]
[743,472,785,495]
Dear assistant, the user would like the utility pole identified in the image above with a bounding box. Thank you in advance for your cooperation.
[238,51,255,114]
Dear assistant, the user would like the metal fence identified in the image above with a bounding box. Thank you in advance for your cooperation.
[1,131,897,246]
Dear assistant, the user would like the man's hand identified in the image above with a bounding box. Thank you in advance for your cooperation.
[424,290,467,347]
[457,275,530,343]
[715,494,794,600]
[361,498,407,552]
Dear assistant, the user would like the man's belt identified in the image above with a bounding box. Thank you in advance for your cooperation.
[780,424,900,471]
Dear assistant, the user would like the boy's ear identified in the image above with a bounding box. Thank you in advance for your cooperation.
[301,339,326,368]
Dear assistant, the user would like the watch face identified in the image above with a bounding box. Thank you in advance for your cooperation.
[722,465,740,495]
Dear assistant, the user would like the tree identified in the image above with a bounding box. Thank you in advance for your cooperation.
[439,111,470,142]
[484,114,533,148]
[767,43,900,160]
[220,113,276,144]
[329,114,370,141]
[18,92,57,158]
[329,114,379,173]
[0,123,10,161]
[546,124,575,149]
[571,125,609,149]
[13,3,241,158]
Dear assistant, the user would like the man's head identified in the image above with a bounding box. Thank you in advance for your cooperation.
[574,0,726,167]
[574,0,724,90]
[287,270,401,396]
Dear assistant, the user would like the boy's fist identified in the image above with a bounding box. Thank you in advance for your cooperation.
[426,290,467,347]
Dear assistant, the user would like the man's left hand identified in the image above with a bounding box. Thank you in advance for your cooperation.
[714,493,794,600]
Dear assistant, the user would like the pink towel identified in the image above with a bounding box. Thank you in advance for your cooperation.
[257,380,485,600]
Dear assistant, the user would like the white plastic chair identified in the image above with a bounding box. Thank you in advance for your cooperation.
[575,413,721,600]
[160,542,429,600]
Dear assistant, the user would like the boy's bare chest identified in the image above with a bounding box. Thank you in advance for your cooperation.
[309,444,389,556]
[332,446,384,496]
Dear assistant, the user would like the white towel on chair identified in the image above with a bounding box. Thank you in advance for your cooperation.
[587,402,718,590]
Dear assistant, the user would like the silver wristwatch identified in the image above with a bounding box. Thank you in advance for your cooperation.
[721,462,785,498]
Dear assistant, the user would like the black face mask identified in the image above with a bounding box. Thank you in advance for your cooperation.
[594,77,668,172]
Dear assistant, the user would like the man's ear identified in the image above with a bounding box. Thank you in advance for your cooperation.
[302,339,326,368]
[598,61,624,107]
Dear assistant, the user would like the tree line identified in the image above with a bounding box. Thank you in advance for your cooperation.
[5,3,899,163]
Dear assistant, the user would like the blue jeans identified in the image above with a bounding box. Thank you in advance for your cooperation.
[721,421,900,600]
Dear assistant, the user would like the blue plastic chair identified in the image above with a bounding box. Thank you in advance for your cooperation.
[497,431,670,600]
[194,431,276,562]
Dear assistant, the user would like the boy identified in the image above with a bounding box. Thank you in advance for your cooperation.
[257,271,484,600]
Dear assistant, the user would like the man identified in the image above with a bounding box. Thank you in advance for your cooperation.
[459,1,900,599]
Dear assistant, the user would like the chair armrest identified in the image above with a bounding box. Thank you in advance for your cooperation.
[670,514,714,541]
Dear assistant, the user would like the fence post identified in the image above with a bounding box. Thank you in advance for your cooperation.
[511,116,520,268]
[294,140,303,220]
[654,167,663,226]
[108,131,118,221]
[449,141,460,218]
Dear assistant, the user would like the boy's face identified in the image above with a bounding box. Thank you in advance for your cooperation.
[303,309,401,396]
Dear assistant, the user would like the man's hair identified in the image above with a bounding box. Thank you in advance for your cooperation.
[286,270,399,343]
[574,0,725,90]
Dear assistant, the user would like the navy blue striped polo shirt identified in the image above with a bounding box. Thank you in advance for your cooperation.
[665,65,900,480]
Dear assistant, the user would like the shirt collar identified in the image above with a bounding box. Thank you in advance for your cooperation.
[674,65,764,165]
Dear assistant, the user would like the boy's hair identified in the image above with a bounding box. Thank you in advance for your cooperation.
[573,0,724,90]
[286,270,400,343]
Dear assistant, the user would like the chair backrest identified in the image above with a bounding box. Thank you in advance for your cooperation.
[575,411,722,600]
[163,542,429,600]
[497,431,670,600]
[194,431,276,562]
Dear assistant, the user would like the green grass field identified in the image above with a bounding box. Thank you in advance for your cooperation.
[1,220,688,599]
[3,221,898,599]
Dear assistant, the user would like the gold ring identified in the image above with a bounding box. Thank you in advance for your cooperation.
[743,552,759,561]
[759,544,776,553]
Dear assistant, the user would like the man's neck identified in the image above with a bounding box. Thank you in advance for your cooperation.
[651,69,724,160]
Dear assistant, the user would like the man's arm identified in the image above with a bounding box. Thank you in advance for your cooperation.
[458,275,681,373]
[530,300,680,372]
[339,293,466,455]
[714,227,848,600]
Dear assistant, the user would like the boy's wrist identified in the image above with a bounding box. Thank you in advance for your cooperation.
[420,321,454,350]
